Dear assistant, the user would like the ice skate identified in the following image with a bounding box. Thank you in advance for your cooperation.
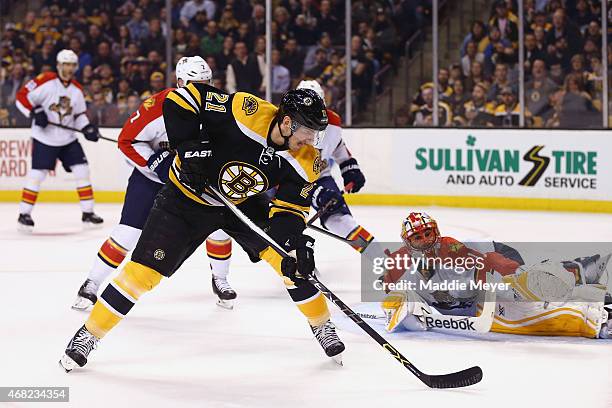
[212,275,237,309]
[311,320,345,365]
[17,213,34,233]
[59,325,99,372]
[72,279,99,310]
[82,212,104,229]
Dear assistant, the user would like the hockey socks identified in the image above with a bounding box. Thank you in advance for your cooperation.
[206,231,232,279]
[86,262,162,338]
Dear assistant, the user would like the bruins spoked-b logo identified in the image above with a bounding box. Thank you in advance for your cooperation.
[242,96,259,116]
[219,161,268,200]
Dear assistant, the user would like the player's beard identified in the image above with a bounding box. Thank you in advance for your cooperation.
[58,64,76,82]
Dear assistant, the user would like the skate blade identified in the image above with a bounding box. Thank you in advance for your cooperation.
[17,224,34,233]
[331,354,343,366]
[216,299,234,310]
[82,222,104,230]
[59,354,78,373]
[71,296,94,311]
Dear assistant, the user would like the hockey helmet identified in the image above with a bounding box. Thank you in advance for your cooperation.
[175,56,212,86]
[401,212,440,250]
[277,88,328,149]
[56,49,78,65]
[297,80,325,105]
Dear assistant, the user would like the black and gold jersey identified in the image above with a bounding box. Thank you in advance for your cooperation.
[162,82,320,223]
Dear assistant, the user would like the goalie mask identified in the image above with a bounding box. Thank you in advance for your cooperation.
[401,212,440,251]
[276,88,328,150]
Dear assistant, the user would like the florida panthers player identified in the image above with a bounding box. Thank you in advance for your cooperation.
[15,49,103,231]
[296,80,382,258]
[380,212,611,338]
[72,56,236,310]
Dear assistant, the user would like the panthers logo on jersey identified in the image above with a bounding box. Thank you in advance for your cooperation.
[49,96,73,122]
[219,161,268,200]
[242,96,259,116]
[143,96,156,110]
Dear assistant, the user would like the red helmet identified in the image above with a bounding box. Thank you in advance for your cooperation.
[400,212,440,250]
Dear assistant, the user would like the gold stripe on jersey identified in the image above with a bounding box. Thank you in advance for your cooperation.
[185,83,202,106]
[272,198,310,213]
[269,198,309,220]
[269,206,306,221]
[169,159,215,206]
[278,146,321,183]
[167,91,196,114]
[232,92,277,142]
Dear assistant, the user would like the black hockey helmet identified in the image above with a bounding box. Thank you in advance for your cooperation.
[277,88,328,132]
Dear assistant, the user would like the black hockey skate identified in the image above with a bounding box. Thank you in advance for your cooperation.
[82,212,104,228]
[17,213,34,232]
[59,325,99,372]
[71,279,99,310]
[311,320,345,364]
[211,275,237,309]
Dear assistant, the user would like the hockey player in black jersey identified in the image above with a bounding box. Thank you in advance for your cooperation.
[60,85,346,372]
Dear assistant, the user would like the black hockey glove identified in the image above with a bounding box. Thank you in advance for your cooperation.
[147,149,175,183]
[31,106,48,128]
[280,234,316,283]
[340,158,365,193]
[82,124,100,142]
[311,185,344,215]
[176,139,213,193]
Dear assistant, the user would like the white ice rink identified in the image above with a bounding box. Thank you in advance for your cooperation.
[1,203,611,408]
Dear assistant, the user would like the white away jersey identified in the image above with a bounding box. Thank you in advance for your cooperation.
[16,72,90,146]
[117,88,174,183]
[318,109,352,178]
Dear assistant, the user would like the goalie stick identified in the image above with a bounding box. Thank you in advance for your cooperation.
[48,121,118,143]
[205,183,483,389]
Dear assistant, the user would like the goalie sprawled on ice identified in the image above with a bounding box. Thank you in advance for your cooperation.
[366,212,611,339]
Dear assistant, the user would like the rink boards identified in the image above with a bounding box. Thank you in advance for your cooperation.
[0,127,611,212]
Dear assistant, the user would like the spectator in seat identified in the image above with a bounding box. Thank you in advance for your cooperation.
[249,4,266,37]
[461,20,489,57]
[463,82,495,127]
[126,8,149,43]
[558,73,599,128]
[89,91,119,126]
[524,32,545,76]
[180,0,215,28]
[218,5,240,36]
[525,59,558,117]
[141,71,165,100]
[281,37,305,82]
[546,8,582,57]
[461,40,485,77]
[201,21,224,57]
[69,37,92,73]
[304,32,334,73]
[494,87,532,127]
[489,0,518,44]
[292,13,318,47]
[449,80,469,124]
[465,61,488,93]
[215,36,235,72]
[144,18,167,55]
[269,49,291,103]
[234,22,255,51]
[304,48,329,80]
[316,0,339,39]
[32,39,55,73]
[225,41,262,95]
[412,85,453,127]
[487,63,514,103]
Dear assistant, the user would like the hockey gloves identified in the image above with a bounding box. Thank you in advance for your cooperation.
[340,158,365,193]
[147,149,175,183]
[176,139,213,193]
[82,124,100,142]
[31,106,48,128]
[280,234,316,282]
[312,185,345,215]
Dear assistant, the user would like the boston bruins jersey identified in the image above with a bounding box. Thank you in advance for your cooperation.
[163,82,320,224]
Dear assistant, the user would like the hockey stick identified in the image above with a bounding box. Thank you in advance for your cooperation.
[48,121,118,143]
[205,184,483,389]
[305,200,371,250]
[355,289,496,334]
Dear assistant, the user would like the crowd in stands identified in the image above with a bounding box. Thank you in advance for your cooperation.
[0,0,429,127]
[399,0,612,128]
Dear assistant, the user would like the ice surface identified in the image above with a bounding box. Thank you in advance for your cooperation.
[1,203,611,408]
